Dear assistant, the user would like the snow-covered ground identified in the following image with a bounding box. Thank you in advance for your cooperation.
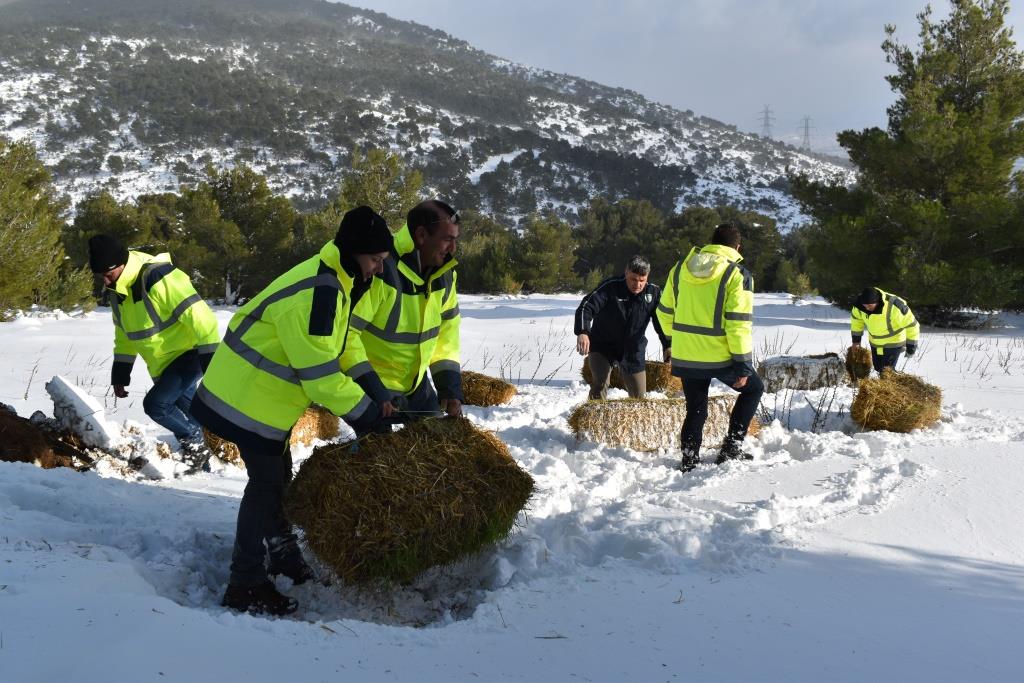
[1,293,1022,682]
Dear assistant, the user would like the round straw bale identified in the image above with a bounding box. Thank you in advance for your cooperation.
[284,417,534,585]
[291,404,340,446]
[758,352,848,393]
[461,371,517,406]
[203,405,342,468]
[845,345,873,382]
[202,428,242,466]
[851,369,941,433]
[568,396,759,452]
[581,357,682,393]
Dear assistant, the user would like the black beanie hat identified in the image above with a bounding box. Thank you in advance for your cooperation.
[334,206,394,256]
[856,287,882,306]
[88,234,129,273]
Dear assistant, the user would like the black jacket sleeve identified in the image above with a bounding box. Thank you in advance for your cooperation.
[574,279,615,336]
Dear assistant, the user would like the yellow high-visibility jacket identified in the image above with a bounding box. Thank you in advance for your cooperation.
[191,241,372,449]
[851,288,920,355]
[656,244,755,378]
[109,250,219,385]
[340,225,463,401]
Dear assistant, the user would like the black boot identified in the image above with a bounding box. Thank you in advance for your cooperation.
[678,447,700,472]
[715,436,751,464]
[221,581,298,616]
[267,536,316,585]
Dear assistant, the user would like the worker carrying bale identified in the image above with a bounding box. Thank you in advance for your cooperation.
[190,206,395,617]
[574,255,670,400]
[285,417,534,586]
[850,287,920,374]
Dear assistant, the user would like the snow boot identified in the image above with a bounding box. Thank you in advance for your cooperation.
[678,448,700,473]
[715,437,752,465]
[267,536,316,585]
[221,581,298,617]
[179,438,213,475]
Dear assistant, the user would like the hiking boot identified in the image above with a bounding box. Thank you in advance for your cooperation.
[678,448,700,473]
[221,581,298,616]
[179,438,213,474]
[268,554,316,585]
[715,438,752,465]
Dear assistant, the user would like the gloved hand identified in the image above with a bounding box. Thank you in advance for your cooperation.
[905,345,917,358]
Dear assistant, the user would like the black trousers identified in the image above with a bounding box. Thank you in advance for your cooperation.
[680,373,764,454]
[353,377,442,438]
[229,440,299,587]
[871,347,901,373]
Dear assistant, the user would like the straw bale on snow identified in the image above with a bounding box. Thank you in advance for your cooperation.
[285,417,534,585]
[461,371,517,406]
[568,397,761,452]
[845,346,873,382]
[851,369,941,433]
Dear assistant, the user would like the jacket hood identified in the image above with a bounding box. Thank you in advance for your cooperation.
[113,251,170,296]
[682,244,742,283]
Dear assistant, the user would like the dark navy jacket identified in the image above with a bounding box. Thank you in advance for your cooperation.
[574,276,670,374]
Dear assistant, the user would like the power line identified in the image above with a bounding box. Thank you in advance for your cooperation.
[757,104,775,139]
[798,116,815,151]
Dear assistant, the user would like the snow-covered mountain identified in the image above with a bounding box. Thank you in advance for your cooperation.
[0,0,853,226]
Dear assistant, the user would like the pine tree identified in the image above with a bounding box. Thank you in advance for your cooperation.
[517,212,579,292]
[339,147,423,231]
[0,138,91,317]
[791,0,1024,320]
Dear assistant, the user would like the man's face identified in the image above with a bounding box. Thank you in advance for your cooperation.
[101,265,125,288]
[354,252,389,281]
[863,302,878,312]
[624,269,648,294]
[414,219,459,269]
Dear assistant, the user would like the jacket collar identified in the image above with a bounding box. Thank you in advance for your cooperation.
[393,224,457,286]
[113,250,166,297]
[683,244,742,281]
[318,241,354,289]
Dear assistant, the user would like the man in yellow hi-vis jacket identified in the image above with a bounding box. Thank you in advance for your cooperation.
[190,206,393,616]
[88,235,219,453]
[851,287,920,373]
[341,199,463,430]
[657,223,764,472]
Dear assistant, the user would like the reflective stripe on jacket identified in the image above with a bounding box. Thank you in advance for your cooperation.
[851,288,920,354]
[192,241,371,446]
[109,250,219,384]
[656,244,754,378]
[340,225,462,401]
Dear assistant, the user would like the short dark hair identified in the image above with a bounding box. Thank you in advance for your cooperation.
[710,222,741,248]
[626,255,650,276]
[407,199,457,235]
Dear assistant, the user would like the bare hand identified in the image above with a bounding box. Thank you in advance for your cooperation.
[732,376,748,389]
[851,342,861,348]
[380,400,396,418]
[441,398,463,417]
[576,333,590,356]
[113,385,128,398]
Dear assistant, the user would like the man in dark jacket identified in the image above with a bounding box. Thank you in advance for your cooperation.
[575,255,670,399]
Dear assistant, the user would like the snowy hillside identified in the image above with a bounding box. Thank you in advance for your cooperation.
[1,293,1022,682]
[0,0,853,227]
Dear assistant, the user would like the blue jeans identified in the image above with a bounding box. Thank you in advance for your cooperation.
[143,350,203,443]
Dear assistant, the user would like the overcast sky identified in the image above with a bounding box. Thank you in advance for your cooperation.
[344,0,1024,156]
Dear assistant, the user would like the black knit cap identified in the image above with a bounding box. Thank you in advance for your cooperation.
[88,234,129,273]
[334,206,394,255]
[856,287,882,306]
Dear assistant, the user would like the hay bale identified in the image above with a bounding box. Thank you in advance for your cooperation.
[461,371,517,406]
[845,345,873,382]
[285,417,534,585]
[581,357,682,393]
[851,369,941,433]
[758,352,848,393]
[568,396,761,452]
[203,428,242,466]
[290,404,340,446]
[203,405,342,468]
